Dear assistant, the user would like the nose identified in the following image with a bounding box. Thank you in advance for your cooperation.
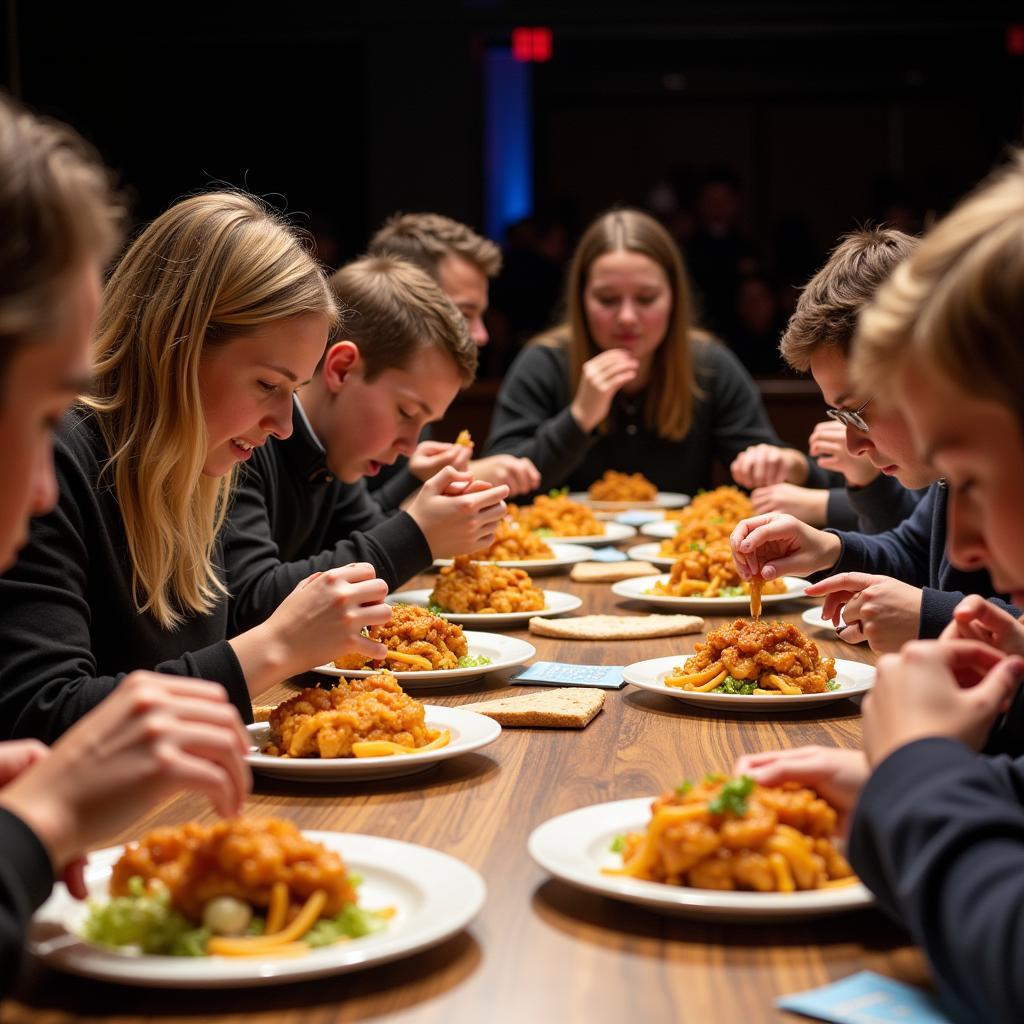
[845,423,872,459]
[29,441,59,517]
[469,316,489,347]
[264,393,295,441]
[617,299,639,327]
[946,488,988,571]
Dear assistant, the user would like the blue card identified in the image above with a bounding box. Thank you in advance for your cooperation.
[512,662,626,689]
[588,546,630,563]
[777,971,951,1024]
[616,511,663,526]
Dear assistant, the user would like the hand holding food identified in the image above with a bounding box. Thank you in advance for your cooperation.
[406,465,509,557]
[587,470,657,503]
[808,420,878,487]
[729,444,807,489]
[805,572,921,653]
[863,640,1024,766]
[468,454,541,497]
[570,348,640,433]
[940,594,1024,657]
[730,512,842,582]
[651,538,787,599]
[750,483,829,527]
[408,439,472,482]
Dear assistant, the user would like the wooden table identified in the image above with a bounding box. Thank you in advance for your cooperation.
[8,570,929,1024]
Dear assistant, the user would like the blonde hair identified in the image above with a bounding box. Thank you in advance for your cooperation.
[86,192,338,628]
[329,254,477,384]
[544,208,698,441]
[368,212,502,279]
[853,153,1024,425]
[0,91,122,383]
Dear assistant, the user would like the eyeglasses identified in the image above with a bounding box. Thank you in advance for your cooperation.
[826,396,872,432]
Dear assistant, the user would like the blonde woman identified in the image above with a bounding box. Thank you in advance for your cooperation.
[483,208,824,494]
[0,190,390,742]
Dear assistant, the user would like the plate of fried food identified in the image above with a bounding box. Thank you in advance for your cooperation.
[30,817,486,986]
[568,470,689,511]
[509,492,636,545]
[528,776,871,921]
[246,673,501,780]
[612,565,806,613]
[623,619,874,710]
[317,604,536,687]
[434,518,591,574]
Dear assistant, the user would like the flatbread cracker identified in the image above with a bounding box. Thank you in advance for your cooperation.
[458,687,604,728]
[252,704,274,723]
[528,613,704,640]
[571,561,659,583]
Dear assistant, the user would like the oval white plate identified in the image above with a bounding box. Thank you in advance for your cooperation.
[626,542,678,569]
[639,519,685,540]
[433,543,591,575]
[315,632,536,688]
[568,491,690,511]
[29,831,486,987]
[528,797,872,921]
[245,706,501,781]
[802,606,860,641]
[538,521,637,546]
[623,656,874,711]
[612,574,808,613]
[387,588,582,628]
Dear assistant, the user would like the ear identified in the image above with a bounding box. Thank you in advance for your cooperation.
[321,341,361,393]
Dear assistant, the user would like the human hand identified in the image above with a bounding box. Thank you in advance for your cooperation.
[730,512,842,582]
[805,572,922,653]
[863,640,1024,766]
[467,455,540,498]
[569,349,639,433]
[0,738,49,787]
[408,440,472,483]
[730,445,808,489]
[407,466,509,557]
[750,483,828,526]
[940,595,1024,657]
[808,421,877,487]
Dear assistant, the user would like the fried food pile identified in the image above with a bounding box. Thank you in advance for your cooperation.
[511,492,604,537]
[670,619,837,695]
[470,516,554,561]
[611,777,854,891]
[111,817,356,921]
[659,486,753,555]
[652,538,787,599]
[334,604,468,672]
[430,555,545,614]
[263,673,442,758]
[588,470,658,503]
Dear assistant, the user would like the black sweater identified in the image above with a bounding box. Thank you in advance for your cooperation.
[224,399,432,634]
[483,341,830,495]
[0,409,249,742]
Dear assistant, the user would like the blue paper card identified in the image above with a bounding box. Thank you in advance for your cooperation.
[512,662,626,690]
[588,547,630,563]
[777,971,951,1024]
[616,511,663,526]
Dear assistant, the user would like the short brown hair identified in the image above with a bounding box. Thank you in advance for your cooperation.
[0,91,123,382]
[368,213,502,279]
[328,254,477,385]
[779,227,919,372]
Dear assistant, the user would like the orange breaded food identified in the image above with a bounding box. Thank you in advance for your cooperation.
[587,470,658,502]
[670,618,836,695]
[664,485,752,523]
[651,539,787,598]
[511,493,604,537]
[611,776,854,891]
[264,673,440,758]
[430,555,546,614]
[110,817,356,921]
[470,516,554,561]
[334,603,468,672]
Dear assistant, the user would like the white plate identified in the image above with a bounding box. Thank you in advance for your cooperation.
[528,797,872,921]
[625,542,678,569]
[541,521,637,546]
[245,706,501,781]
[387,588,582,628]
[568,491,689,511]
[29,831,486,987]
[315,632,536,688]
[612,575,808,613]
[433,543,591,575]
[623,656,874,711]
[639,519,685,540]
[801,606,857,638]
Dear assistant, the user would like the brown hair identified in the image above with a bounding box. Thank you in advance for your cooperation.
[368,212,502,279]
[328,254,477,385]
[779,227,919,372]
[0,91,122,386]
[853,152,1024,427]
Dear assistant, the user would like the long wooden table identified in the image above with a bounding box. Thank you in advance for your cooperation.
[8,567,929,1023]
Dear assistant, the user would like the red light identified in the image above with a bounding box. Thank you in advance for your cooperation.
[1009,24,1024,56]
[512,27,552,63]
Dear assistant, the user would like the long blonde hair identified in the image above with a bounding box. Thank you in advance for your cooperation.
[553,208,699,440]
[86,192,338,628]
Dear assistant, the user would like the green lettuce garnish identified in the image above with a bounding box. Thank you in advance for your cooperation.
[458,654,493,668]
[708,775,755,817]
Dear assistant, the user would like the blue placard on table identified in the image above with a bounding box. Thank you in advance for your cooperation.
[615,510,663,526]
[587,546,630,563]
[776,971,951,1024]
[512,662,627,690]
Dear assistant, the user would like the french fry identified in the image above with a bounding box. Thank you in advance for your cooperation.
[666,661,724,688]
[685,669,728,693]
[384,650,433,671]
[352,730,451,758]
[207,889,327,956]
[750,578,763,619]
[264,881,289,935]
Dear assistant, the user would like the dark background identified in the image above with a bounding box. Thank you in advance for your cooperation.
[4,0,1023,380]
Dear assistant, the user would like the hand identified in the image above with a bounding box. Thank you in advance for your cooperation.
[940,595,1024,657]
[805,572,922,653]
[750,483,828,527]
[406,466,510,558]
[0,738,50,787]
[734,746,868,835]
[863,640,1024,765]
[569,349,639,433]
[730,445,808,489]
[0,673,252,880]
[808,421,878,487]
[730,512,842,582]
[467,455,540,498]
[407,440,472,483]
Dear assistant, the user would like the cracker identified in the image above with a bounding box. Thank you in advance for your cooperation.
[528,613,704,640]
[251,705,274,723]
[571,560,659,583]
[458,687,604,728]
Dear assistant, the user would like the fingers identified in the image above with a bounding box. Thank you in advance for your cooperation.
[837,622,867,644]
[153,720,252,812]
[730,513,782,578]
[804,572,878,597]
[157,746,247,818]
[62,857,89,901]
[326,562,382,585]
[351,636,389,661]
[0,738,50,786]
[427,465,470,495]
[972,655,1024,714]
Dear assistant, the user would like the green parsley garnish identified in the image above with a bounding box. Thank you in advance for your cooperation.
[717,585,744,598]
[688,542,706,552]
[674,780,693,797]
[534,528,555,537]
[711,676,756,695]
[609,834,626,853]
[708,775,755,817]
[548,487,569,498]
[826,679,841,692]
[427,602,449,615]
[458,655,493,668]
